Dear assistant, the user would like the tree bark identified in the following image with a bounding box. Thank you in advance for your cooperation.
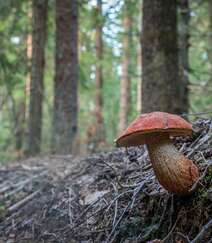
[137,0,142,114]
[6,86,25,155]
[27,0,48,155]
[137,35,142,114]
[15,101,25,152]
[94,0,104,143]
[25,3,33,120]
[119,1,132,131]
[141,0,180,113]
[208,0,212,84]
[52,0,78,154]
[178,0,190,114]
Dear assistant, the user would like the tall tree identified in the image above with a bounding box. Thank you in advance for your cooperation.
[141,0,180,113]
[52,0,78,154]
[136,45,142,113]
[27,0,48,155]
[25,3,33,120]
[208,0,212,84]
[94,0,104,144]
[136,1,142,114]
[14,101,25,154]
[6,87,25,155]
[178,0,190,114]
[119,0,132,131]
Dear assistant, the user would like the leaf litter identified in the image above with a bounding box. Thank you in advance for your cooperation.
[0,119,211,243]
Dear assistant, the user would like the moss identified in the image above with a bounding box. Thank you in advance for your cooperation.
[0,204,6,219]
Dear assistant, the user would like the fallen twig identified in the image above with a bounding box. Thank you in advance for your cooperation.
[190,219,212,243]
[139,196,169,242]
[8,189,42,214]
[190,158,212,192]
[188,133,212,157]
[162,209,182,242]
[106,201,131,243]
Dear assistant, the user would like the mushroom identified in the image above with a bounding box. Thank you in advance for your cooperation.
[115,112,199,195]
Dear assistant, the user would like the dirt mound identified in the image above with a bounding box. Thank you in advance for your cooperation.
[0,119,211,243]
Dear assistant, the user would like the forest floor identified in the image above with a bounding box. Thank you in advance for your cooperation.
[0,119,211,243]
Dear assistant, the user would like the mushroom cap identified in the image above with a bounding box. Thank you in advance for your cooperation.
[115,112,193,147]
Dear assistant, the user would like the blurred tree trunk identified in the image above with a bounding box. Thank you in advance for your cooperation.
[27,0,48,155]
[178,0,190,114]
[208,0,212,84]
[119,0,132,131]
[136,0,142,114]
[141,0,180,113]
[6,87,25,156]
[94,0,105,146]
[14,102,26,153]
[136,47,142,114]
[25,3,33,123]
[52,0,78,154]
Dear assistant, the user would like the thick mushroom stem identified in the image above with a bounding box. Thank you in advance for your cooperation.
[146,134,199,195]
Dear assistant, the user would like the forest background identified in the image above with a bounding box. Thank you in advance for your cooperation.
[0,0,211,161]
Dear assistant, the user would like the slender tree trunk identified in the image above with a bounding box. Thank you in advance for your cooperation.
[137,0,142,114]
[24,4,32,154]
[52,0,78,154]
[136,48,142,114]
[94,0,104,143]
[119,1,132,131]
[15,101,25,152]
[25,4,33,120]
[27,0,48,155]
[141,0,180,113]
[208,0,212,84]
[178,0,190,114]
[6,86,25,154]
[25,31,32,121]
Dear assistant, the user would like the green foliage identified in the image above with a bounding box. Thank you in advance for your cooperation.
[0,0,211,159]
[0,203,6,218]
[0,0,28,153]
[189,0,212,115]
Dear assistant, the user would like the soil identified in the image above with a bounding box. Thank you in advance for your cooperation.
[0,119,211,243]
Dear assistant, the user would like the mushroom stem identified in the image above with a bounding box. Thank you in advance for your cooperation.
[146,134,199,195]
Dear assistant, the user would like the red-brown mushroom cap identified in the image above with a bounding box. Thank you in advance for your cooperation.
[115,112,193,147]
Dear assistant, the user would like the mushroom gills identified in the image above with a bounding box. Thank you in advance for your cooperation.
[146,134,199,195]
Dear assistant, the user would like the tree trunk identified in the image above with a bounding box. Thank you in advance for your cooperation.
[15,101,26,153]
[136,48,142,114]
[178,0,190,114]
[6,87,25,155]
[25,3,33,121]
[119,1,132,131]
[52,0,78,154]
[141,0,180,113]
[208,0,212,84]
[137,1,142,114]
[94,0,104,144]
[27,0,48,155]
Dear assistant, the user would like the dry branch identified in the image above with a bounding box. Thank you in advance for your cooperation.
[8,189,42,213]
[191,219,212,243]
